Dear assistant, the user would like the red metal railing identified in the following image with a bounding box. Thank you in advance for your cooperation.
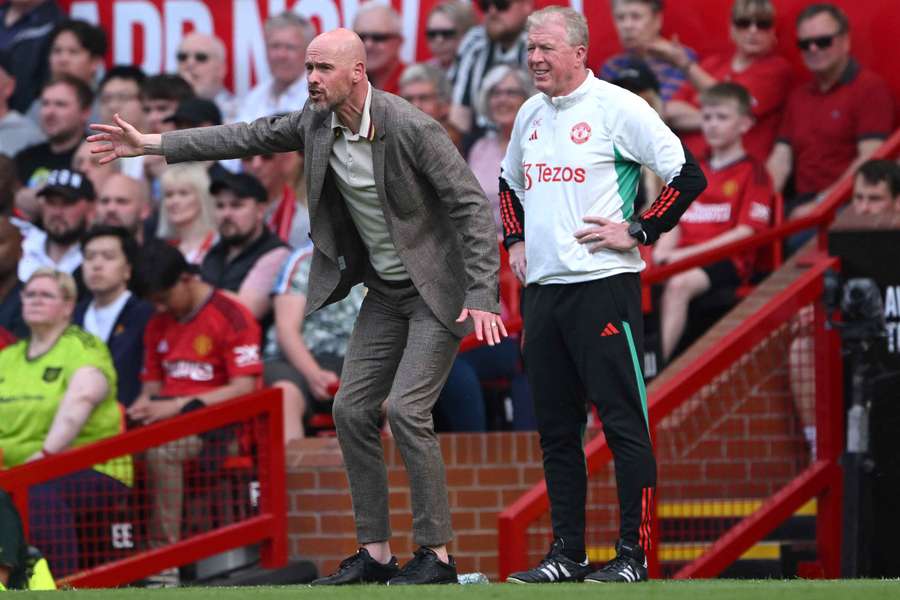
[0,388,287,588]
[496,126,900,581]
[498,251,843,578]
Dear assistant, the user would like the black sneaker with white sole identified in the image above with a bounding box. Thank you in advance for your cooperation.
[506,539,593,584]
[584,539,648,583]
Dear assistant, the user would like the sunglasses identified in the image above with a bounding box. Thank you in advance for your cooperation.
[479,0,512,12]
[357,32,400,44]
[426,28,458,41]
[176,51,209,63]
[797,33,839,51]
[732,18,774,30]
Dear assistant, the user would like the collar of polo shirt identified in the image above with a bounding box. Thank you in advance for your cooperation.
[332,82,376,141]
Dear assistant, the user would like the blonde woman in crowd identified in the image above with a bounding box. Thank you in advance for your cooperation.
[157,163,217,264]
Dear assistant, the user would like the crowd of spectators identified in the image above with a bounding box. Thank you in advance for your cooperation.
[0,0,897,437]
[0,0,899,579]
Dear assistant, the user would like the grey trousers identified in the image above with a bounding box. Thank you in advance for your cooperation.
[332,275,460,547]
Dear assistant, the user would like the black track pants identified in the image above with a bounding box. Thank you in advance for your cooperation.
[523,272,656,559]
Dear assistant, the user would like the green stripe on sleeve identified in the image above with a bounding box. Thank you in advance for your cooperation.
[614,145,642,220]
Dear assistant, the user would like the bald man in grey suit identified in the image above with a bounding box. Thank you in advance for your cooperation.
[89,29,505,585]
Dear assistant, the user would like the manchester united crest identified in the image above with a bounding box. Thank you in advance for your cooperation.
[193,335,213,357]
[570,121,591,145]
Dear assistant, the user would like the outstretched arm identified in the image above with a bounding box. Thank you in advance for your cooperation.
[88,114,162,164]
[89,109,308,165]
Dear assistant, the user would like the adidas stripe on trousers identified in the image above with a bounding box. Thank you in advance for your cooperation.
[522,272,656,559]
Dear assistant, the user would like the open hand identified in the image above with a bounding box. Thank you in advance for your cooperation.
[457,308,507,346]
[87,113,155,164]
[574,216,636,253]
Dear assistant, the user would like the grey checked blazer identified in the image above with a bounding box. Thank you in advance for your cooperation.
[162,90,500,337]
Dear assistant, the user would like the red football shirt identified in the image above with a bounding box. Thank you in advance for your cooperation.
[141,290,262,397]
[679,155,774,279]
[777,60,895,196]
[671,52,793,162]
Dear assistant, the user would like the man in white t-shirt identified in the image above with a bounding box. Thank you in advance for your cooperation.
[237,12,313,123]
[500,7,706,585]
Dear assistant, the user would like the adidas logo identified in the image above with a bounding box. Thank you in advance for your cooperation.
[618,563,638,582]
[539,561,570,581]
[601,322,620,337]
[528,130,538,141]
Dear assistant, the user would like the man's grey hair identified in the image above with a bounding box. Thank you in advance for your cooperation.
[354,1,403,35]
[399,63,451,103]
[476,64,536,125]
[526,6,590,49]
[265,10,316,44]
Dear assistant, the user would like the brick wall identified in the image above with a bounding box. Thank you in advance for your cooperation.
[285,432,545,580]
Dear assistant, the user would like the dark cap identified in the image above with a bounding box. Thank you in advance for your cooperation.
[165,97,222,127]
[210,172,268,204]
[37,168,96,202]
[611,60,661,95]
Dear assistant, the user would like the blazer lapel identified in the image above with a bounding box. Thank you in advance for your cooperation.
[370,93,389,209]
[307,117,335,223]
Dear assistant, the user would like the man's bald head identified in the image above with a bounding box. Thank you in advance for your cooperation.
[308,28,367,68]
[305,29,369,114]
[96,173,150,238]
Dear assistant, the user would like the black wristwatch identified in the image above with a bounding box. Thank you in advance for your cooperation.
[627,221,649,245]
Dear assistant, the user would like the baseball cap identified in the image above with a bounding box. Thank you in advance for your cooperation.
[210,172,268,204]
[37,168,96,202]
[164,98,223,127]
[611,60,661,95]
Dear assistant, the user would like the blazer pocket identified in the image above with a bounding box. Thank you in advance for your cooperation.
[385,176,422,215]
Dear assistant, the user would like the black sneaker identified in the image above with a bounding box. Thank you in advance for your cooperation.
[506,538,593,584]
[584,539,648,583]
[310,548,399,585]
[387,547,458,585]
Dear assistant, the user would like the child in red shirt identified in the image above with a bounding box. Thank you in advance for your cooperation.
[127,241,261,585]
[654,82,774,362]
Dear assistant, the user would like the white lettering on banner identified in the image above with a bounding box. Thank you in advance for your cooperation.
[114,1,163,73]
[165,1,215,72]
[400,0,419,64]
[70,1,99,22]
[341,0,360,29]
[67,1,588,97]
[885,286,898,318]
[293,0,341,33]
[234,0,269,99]
[885,286,899,354]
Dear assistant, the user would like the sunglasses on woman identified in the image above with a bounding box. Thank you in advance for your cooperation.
[732,17,774,30]
[426,28,457,41]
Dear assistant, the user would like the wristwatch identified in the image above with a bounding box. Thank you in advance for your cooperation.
[627,221,649,245]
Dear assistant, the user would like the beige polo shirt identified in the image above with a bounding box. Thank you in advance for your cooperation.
[329,84,407,281]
